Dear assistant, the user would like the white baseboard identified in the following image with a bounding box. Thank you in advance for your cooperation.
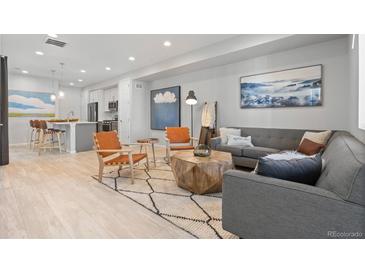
[9,143,28,147]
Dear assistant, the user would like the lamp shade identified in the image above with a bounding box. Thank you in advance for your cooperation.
[186,90,197,105]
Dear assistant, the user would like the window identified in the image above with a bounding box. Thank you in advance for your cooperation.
[359,35,365,130]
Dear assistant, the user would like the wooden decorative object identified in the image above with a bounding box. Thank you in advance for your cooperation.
[170,150,233,194]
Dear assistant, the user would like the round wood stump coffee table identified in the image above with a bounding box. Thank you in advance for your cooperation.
[170,150,233,194]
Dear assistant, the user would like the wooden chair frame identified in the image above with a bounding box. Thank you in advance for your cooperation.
[94,133,149,189]
[164,127,198,163]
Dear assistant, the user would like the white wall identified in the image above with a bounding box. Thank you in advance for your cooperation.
[147,37,354,142]
[130,80,149,141]
[58,86,82,119]
[8,74,82,144]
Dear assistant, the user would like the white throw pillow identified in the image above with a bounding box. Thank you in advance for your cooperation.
[226,135,254,147]
[219,127,241,144]
[300,130,332,145]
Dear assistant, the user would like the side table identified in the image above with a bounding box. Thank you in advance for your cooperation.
[136,138,159,167]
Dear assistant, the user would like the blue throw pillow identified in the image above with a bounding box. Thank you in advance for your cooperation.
[256,153,322,185]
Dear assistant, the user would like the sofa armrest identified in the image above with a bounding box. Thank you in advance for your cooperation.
[222,170,365,239]
[210,136,221,149]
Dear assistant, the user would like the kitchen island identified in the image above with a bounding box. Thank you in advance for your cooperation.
[50,121,97,153]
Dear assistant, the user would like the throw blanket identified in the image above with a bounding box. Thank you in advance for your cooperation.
[201,102,215,128]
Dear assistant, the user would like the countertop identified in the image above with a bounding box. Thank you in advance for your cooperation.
[50,121,97,125]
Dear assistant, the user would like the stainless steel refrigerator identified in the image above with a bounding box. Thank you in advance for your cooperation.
[87,102,98,122]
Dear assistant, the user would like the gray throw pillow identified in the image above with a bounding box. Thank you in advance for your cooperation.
[256,153,322,185]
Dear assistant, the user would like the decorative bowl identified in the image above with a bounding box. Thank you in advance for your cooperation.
[193,144,211,157]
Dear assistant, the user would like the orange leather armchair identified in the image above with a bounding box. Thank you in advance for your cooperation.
[94,131,149,188]
[164,127,198,163]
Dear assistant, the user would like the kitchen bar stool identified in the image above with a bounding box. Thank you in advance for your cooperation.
[29,120,42,150]
[38,120,66,155]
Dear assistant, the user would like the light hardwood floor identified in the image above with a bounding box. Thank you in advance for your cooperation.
[0,145,194,238]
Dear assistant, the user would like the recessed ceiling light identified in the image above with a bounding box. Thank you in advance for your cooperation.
[69,82,74,86]
[78,79,83,82]
[128,56,135,61]
[80,69,86,73]
[35,51,44,56]
[22,70,29,74]
[48,34,58,38]
[105,67,111,71]
[163,41,172,47]
[58,91,65,97]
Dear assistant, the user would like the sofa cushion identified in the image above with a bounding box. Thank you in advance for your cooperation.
[219,127,241,144]
[215,144,245,156]
[241,128,308,150]
[300,130,332,145]
[297,138,325,155]
[227,135,253,147]
[316,132,365,206]
[242,146,279,159]
[257,153,322,185]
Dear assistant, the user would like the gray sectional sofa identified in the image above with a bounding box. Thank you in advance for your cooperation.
[210,127,321,168]
[221,130,365,238]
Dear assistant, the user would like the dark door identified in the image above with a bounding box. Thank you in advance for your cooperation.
[0,55,9,166]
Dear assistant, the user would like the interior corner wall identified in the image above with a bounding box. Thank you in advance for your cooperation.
[147,37,352,142]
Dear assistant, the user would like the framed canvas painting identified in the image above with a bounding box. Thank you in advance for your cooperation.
[8,90,56,117]
[240,65,322,108]
[150,86,181,130]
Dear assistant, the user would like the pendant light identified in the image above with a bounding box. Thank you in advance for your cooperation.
[50,70,57,102]
[58,62,65,98]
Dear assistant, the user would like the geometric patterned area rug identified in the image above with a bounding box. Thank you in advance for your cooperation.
[92,161,237,239]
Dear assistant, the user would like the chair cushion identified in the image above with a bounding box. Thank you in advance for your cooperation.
[94,131,121,157]
[105,153,146,165]
[216,145,245,156]
[166,127,191,143]
[170,145,194,151]
[242,146,279,159]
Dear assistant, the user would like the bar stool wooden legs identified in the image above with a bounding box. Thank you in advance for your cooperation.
[29,120,41,150]
[35,120,66,155]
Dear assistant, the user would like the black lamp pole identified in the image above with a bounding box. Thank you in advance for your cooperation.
[185,90,197,138]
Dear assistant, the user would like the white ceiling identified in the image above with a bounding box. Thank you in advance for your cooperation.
[2,34,236,87]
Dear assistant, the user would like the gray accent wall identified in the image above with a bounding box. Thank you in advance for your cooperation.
[147,37,362,142]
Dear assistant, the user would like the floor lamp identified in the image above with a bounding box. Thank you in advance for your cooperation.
[185,90,197,138]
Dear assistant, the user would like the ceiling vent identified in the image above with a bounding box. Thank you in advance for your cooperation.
[44,37,67,48]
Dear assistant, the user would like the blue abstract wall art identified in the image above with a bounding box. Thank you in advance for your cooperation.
[240,65,322,108]
[150,86,181,130]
